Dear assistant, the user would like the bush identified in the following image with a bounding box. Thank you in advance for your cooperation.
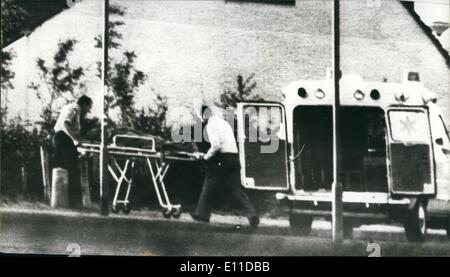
[1,117,51,199]
[131,94,170,139]
[219,73,261,109]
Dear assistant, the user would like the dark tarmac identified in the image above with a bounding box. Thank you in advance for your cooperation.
[1,208,449,256]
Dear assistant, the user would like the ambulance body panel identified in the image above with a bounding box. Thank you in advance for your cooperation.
[236,74,450,241]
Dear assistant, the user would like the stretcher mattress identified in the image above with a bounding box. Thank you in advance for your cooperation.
[81,129,198,155]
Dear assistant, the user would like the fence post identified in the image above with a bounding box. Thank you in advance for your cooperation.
[40,146,51,203]
[79,156,92,208]
[51,167,69,208]
[21,166,28,199]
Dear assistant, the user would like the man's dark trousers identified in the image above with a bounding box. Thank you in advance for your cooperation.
[195,153,257,220]
[53,131,81,207]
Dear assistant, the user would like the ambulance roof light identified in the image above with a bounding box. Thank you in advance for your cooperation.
[407,72,420,82]
[395,93,409,103]
[423,91,438,104]
[370,89,380,100]
[402,70,420,82]
[354,89,364,100]
[298,87,308,98]
[315,88,325,99]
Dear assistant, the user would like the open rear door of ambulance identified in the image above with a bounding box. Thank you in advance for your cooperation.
[236,102,289,191]
[387,108,435,195]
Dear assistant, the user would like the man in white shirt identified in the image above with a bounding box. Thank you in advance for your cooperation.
[191,105,259,228]
[53,95,92,207]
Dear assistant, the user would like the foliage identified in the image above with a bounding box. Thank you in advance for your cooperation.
[28,39,85,136]
[1,50,15,92]
[94,4,125,52]
[218,74,262,137]
[0,50,15,124]
[219,73,261,109]
[94,5,146,128]
[109,51,146,127]
[131,94,170,139]
[1,0,29,116]
[0,117,49,197]
[1,0,28,47]
[36,107,57,141]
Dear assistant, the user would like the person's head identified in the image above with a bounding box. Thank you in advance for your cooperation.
[201,105,213,123]
[77,95,93,116]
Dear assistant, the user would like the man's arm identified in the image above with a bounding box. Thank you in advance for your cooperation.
[204,143,221,161]
[62,106,81,145]
[63,121,80,145]
[204,121,223,160]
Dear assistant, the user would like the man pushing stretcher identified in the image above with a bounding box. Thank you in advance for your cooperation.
[53,95,93,208]
[52,98,259,226]
[190,105,260,228]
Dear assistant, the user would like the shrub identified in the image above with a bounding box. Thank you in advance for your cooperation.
[1,117,50,199]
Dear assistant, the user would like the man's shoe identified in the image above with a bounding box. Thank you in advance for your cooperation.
[190,212,210,223]
[249,216,260,228]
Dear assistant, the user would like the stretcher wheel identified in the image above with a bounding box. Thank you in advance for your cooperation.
[163,208,172,218]
[172,208,181,219]
[111,204,120,214]
[122,204,131,214]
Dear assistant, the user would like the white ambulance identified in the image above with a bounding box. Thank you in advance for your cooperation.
[236,73,450,242]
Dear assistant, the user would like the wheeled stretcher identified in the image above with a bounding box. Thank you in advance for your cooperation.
[77,135,197,218]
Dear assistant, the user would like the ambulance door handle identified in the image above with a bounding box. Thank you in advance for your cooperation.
[435,138,450,154]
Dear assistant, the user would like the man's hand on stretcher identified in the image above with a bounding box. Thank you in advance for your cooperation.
[192,152,205,160]
[74,139,84,147]
[72,135,82,147]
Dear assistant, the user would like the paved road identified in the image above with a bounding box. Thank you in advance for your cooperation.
[1,208,449,256]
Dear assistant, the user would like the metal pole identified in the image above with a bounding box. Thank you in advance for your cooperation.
[40,146,51,203]
[332,0,343,244]
[100,0,110,216]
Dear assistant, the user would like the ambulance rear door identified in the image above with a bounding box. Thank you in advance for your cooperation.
[387,107,435,195]
[236,102,290,191]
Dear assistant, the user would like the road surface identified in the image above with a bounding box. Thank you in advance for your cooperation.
[1,207,449,256]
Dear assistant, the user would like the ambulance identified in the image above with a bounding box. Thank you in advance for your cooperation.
[236,72,450,242]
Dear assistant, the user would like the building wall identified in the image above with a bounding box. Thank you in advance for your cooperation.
[340,0,449,119]
[3,0,449,125]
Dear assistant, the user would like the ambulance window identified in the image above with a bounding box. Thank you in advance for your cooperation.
[436,115,450,146]
[243,105,285,141]
[388,110,430,143]
[439,116,450,140]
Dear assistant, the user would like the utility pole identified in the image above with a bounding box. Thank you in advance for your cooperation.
[332,0,343,244]
[100,0,110,216]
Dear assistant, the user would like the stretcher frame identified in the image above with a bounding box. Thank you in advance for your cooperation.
[77,135,196,218]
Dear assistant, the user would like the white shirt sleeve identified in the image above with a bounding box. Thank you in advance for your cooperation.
[54,104,80,139]
[207,118,224,152]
